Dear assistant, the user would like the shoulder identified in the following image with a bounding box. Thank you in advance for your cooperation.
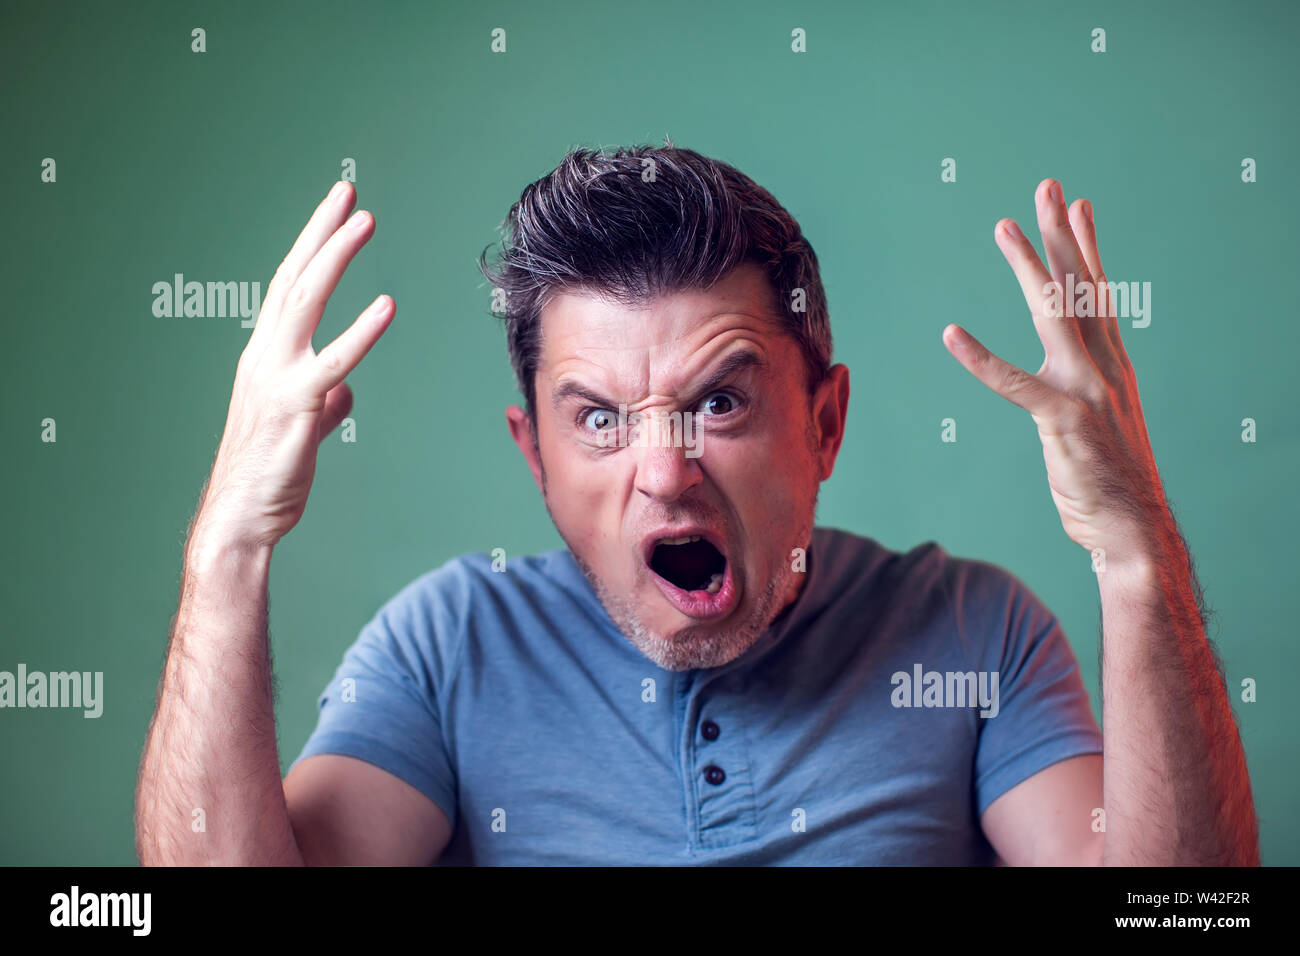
[349,546,581,677]
[889,541,1070,675]
[809,527,1052,660]
[810,525,1027,610]
[372,546,578,632]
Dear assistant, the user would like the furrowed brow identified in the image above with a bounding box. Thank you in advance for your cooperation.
[685,349,767,404]
[551,380,613,413]
[550,347,768,413]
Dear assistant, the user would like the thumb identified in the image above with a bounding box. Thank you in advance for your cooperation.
[318,382,354,443]
[942,323,1055,415]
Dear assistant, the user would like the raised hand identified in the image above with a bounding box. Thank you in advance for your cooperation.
[192,181,394,553]
[942,178,1168,567]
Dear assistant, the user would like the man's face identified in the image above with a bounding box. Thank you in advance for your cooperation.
[506,263,849,671]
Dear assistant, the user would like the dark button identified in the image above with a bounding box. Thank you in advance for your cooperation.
[703,765,726,785]
[701,720,720,741]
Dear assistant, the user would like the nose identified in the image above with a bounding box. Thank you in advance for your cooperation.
[632,412,703,502]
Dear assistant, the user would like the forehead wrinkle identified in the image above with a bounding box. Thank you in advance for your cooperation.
[540,260,783,378]
[644,332,768,403]
[552,317,771,410]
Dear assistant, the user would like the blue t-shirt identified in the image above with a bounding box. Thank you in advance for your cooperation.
[290,526,1103,864]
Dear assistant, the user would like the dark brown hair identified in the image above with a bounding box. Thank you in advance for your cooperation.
[478,141,831,418]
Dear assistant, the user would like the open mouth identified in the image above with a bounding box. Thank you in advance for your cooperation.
[649,535,727,594]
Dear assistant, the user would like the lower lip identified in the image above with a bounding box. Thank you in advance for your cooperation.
[649,556,739,621]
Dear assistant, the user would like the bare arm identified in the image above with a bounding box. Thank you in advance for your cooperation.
[981,535,1256,866]
[1095,528,1257,865]
[284,755,452,866]
[951,178,1258,865]
[135,181,426,865]
[136,536,300,864]
[981,754,1103,866]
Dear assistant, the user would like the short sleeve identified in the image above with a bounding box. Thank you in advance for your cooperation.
[970,568,1104,817]
[289,598,458,824]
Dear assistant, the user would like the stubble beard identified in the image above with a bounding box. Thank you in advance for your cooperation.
[536,417,820,671]
[570,528,809,672]
[550,475,816,671]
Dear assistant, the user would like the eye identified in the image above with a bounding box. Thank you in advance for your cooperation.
[697,391,741,416]
[582,408,619,431]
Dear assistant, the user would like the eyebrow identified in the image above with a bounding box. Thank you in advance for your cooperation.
[550,348,769,413]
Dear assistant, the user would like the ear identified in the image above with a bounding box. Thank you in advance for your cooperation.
[811,363,850,482]
[506,404,545,494]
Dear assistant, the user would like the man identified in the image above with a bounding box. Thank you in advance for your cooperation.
[134,144,1259,866]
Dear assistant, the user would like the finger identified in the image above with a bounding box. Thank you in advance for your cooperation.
[1035,179,1111,379]
[993,218,1090,372]
[312,294,395,392]
[275,209,376,353]
[1061,196,1123,377]
[942,323,1061,416]
[253,181,356,349]
[1036,178,1093,289]
[1067,198,1132,374]
[1067,198,1104,280]
[318,383,354,443]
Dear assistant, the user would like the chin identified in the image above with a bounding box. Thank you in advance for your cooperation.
[629,624,761,673]
[570,540,795,672]
[619,578,782,672]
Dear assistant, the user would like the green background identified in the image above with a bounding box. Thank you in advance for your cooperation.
[2,0,1296,865]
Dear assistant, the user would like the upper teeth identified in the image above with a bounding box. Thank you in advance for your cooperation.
[659,535,702,546]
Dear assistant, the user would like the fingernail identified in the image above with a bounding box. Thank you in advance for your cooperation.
[349,210,371,230]
[1001,220,1023,241]
[329,180,348,202]
[1048,180,1062,205]
[1084,199,1094,223]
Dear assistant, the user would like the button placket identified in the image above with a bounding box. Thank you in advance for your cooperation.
[687,678,758,848]
[700,718,724,785]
